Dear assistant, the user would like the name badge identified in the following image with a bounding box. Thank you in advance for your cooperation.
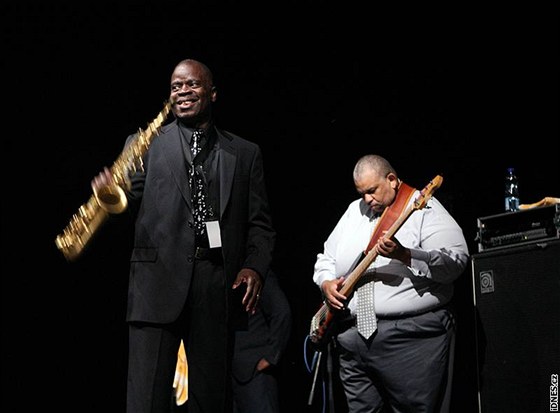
[206,220,222,248]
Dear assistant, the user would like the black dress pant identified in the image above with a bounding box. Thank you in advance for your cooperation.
[127,255,232,413]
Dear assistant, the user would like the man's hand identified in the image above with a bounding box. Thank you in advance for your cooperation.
[320,278,347,310]
[375,236,411,266]
[256,357,271,372]
[232,268,262,314]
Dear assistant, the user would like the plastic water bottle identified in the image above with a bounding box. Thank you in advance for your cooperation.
[504,167,520,212]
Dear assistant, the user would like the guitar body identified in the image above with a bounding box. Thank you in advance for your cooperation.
[309,304,335,347]
[309,305,355,349]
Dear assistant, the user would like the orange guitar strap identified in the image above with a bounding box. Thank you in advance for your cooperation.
[365,181,416,254]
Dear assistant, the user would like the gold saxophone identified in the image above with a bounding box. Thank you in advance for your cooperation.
[55,101,172,261]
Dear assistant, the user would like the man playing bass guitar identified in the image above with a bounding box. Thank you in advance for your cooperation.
[311,154,469,413]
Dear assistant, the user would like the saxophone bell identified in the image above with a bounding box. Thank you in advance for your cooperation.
[94,183,128,214]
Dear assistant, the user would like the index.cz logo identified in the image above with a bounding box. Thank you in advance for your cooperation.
[551,374,558,411]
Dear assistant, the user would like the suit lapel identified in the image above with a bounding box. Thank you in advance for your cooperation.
[162,121,193,211]
[216,131,236,219]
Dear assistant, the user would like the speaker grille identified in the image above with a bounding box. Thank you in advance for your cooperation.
[471,240,560,412]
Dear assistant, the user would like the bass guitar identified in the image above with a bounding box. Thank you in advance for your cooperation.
[308,175,443,346]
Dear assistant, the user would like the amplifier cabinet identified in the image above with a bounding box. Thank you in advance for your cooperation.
[476,204,559,252]
[471,240,560,412]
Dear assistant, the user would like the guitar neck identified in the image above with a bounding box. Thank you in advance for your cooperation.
[339,249,377,296]
[340,201,415,295]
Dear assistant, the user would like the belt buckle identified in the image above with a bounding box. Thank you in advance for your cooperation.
[194,246,222,260]
[194,247,206,259]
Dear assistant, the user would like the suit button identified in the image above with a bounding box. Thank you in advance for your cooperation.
[187,256,193,263]
[188,221,193,228]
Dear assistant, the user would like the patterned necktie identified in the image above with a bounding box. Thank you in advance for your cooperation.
[189,129,208,237]
[356,273,377,339]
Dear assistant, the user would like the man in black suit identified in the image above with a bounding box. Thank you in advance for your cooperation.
[232,270,292,413]
[92,59,275,413]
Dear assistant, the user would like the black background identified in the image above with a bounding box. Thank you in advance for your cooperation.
[3,4,558,412]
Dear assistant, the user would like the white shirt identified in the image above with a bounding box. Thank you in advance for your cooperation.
[313,192,470,317]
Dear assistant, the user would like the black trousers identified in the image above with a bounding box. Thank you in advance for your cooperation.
[127,256,232,413]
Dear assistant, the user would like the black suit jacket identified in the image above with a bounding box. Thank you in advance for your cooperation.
[124,120,276,326]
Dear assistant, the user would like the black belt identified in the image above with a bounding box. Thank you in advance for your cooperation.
[194,246,222,261]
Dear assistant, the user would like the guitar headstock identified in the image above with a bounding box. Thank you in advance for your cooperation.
[413,175,443,210]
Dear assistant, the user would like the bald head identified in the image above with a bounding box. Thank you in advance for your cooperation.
[173,59,214,85]
[353,155,396,181]
[353,155,399,213]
